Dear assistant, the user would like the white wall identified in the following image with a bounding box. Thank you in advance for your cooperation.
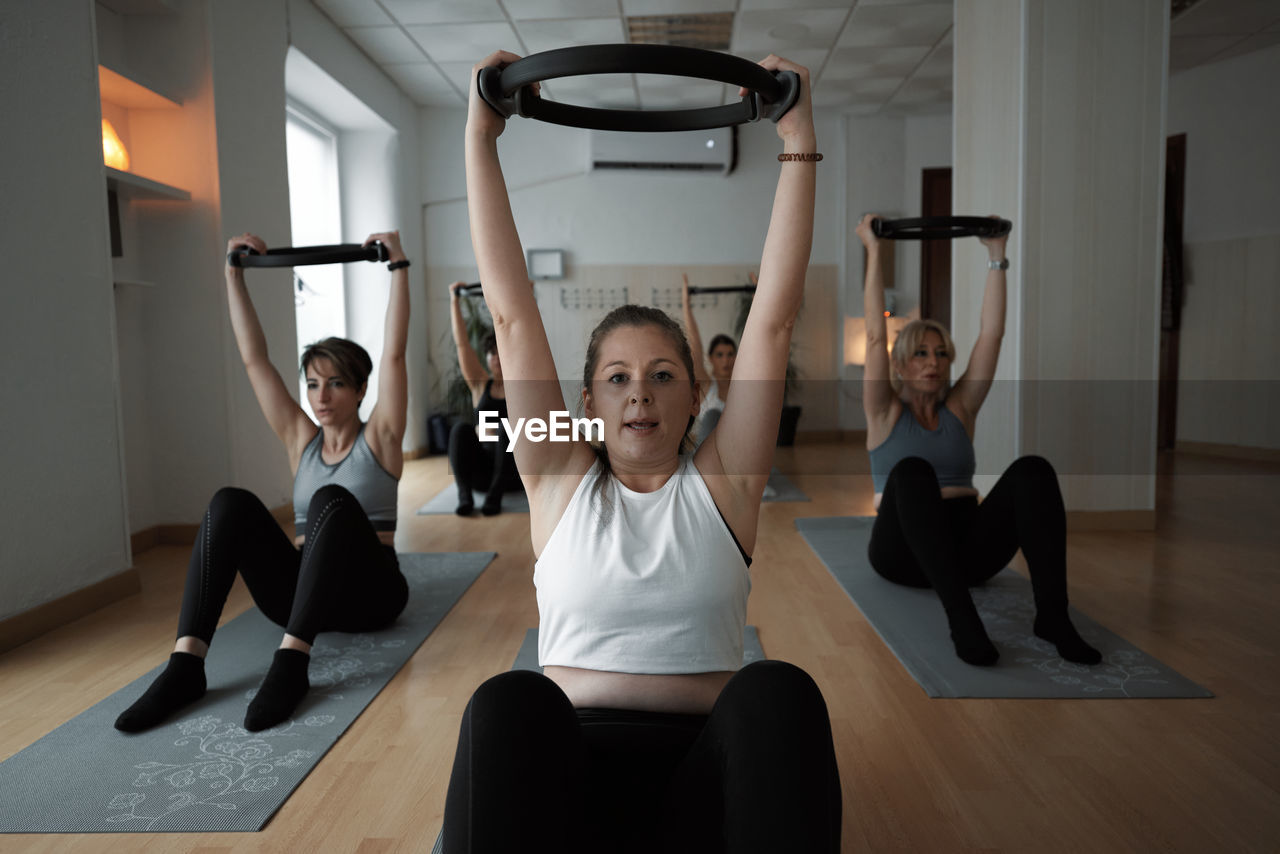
[1168,44,1280,244]
[0,0,130,620]
[423,112,841,268]
[1168,44,1280,449]
[420,107,844,428]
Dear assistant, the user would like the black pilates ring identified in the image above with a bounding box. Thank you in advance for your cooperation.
[459,282,484,295]
[687,285,756,295]
[870,216,1012,240]
[477,44,801,132]
[228,242,389,268]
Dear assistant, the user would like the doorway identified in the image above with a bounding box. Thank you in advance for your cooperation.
[1158,134,1186,451]
[919,167,952,329]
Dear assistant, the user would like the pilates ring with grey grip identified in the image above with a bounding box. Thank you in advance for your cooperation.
[477,44,801,133]
[870,216,1012,240]
[687,285,757,295]
[227,242,389,268]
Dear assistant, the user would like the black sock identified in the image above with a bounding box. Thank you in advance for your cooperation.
[946,603,999,666]
[481,492,503,516]
[456,492,475,516]
[244,648,311,732]
[1034,611,1102,665]
[114,651,207,733]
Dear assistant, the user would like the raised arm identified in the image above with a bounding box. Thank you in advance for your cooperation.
[699,56,815,495]
[449,281,489,402]
[950,221,1009,420]
[466,51,586,482]
[224,233,313,456]
[365,231,410,457]
[857,214,895,429]
[681,273,712,398]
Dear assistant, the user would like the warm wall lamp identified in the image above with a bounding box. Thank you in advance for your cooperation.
[101,118,129,171]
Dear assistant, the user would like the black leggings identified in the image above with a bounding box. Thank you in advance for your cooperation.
[442,661,842,854]
[177,485,408,646]
[448,421,522,500]
[869,455,1070,616]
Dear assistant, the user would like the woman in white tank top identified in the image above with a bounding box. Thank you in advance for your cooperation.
[440,50,841,853]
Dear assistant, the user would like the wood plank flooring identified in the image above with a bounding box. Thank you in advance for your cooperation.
[1,443,1277,852]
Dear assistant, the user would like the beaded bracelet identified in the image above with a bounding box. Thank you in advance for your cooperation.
[387,259,411,271]
[777,153,823,162]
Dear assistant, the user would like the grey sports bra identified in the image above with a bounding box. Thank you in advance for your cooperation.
[292,425,398,531]
[868,405,975,494]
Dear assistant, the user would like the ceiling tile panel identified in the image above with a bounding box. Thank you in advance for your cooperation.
[821,45,930,81]
[732,8,851,52]
[382,62,465,105]
[504,0,621,19]
[313,0,392,28]
[1200,29,1280,63]
[635,78,727,108]
[345,26,427,63]
[405,21,524,62]
[380,0,506,25]
[1171,0,1280,36]
[543,75,639,108]
[738,0,852,8]
[622,0,735,12]
[736,46,832,69]
[435,61,481,94]
[515,17,628,53]
[1169,34,1244,71]
[838,3,951,48]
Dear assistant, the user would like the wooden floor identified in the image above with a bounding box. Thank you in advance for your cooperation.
[2,442,1278,852]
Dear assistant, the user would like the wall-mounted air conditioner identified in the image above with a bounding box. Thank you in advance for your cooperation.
[589,126,735,175]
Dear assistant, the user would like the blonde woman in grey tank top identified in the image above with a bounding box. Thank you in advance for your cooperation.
[858,213,1100,668]
[114,230,412,734]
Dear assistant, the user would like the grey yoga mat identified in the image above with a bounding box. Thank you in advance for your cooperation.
[417,487,529,515]
[418,468,805,515]
[0,551,495,834]
[795,516,1213,699]
[429,625,768,854]
[762,468,808,503]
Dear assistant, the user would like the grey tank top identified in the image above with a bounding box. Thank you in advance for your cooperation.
[868,405,976,494]
[293,425,399,531]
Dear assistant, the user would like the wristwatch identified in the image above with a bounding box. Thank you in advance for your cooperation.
[988,258,1009,271]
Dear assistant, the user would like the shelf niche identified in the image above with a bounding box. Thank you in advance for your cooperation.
[99,64,190,259]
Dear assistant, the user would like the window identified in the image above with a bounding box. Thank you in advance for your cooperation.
[285,104,344,414]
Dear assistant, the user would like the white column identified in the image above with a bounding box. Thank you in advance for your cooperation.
[954,0,1168,518]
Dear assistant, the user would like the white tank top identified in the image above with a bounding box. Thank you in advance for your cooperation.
[534,455,751,674]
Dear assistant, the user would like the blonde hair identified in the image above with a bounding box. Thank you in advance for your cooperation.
[889,319,956,399]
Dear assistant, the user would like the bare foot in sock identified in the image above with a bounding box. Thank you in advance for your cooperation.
[948,607,999,666]
[114,651,207,732]
[1034,613,1102,664]
[244,648,311,731]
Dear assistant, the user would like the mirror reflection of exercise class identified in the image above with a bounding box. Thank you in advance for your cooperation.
[3,0,1278,851]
